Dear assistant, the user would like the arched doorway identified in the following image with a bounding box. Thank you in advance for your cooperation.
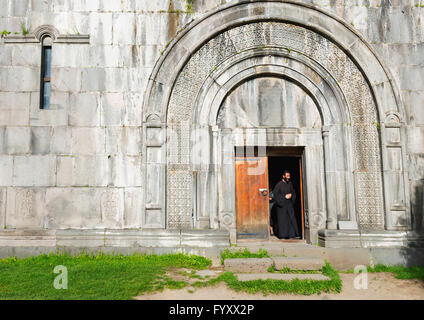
[142,1,410,246]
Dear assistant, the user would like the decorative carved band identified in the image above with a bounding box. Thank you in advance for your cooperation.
[166,22,384,230]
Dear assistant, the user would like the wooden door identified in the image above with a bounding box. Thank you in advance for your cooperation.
[235,157,269,239]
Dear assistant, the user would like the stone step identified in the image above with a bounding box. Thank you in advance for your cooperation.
[235,273,331,281]
[273,257,326,271]
[224,257,326,273]
[224,258,274,273]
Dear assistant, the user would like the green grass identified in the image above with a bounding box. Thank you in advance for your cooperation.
[0,252,211,300]
[267,265,320,274]
[367,264,424,281]
[342,264,424,282]
[193,262,342,296]
[220,248,270,264]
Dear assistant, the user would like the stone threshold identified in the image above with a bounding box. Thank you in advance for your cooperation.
[224,257,326,273]
[0,229,230,248]
[318,229,424,248]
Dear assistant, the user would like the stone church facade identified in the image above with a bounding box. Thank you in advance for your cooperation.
[0,0,423,252]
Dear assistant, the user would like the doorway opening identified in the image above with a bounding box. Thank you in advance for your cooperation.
[235,146,305,241]
[268,147,305,241]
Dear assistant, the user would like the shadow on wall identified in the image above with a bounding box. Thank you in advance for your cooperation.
[400,179,424,267]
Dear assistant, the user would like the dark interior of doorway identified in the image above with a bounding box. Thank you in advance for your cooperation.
[268,156,303,240]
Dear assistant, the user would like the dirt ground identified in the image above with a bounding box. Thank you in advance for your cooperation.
[137,272,424,300]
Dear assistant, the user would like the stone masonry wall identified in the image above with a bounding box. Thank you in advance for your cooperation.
[0,0,422,232]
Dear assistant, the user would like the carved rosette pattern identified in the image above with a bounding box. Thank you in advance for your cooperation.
[167,22,384,230]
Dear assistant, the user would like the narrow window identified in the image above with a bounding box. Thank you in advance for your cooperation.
[40,36,52,109]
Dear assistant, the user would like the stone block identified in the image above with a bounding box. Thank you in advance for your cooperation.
[181,230,230,248]
[325,248,372,271]
[338,221,359,230]
[45,188,73,229]
[0,157,13,187]
[113,13,136,45]
[0,229,56,248]
[13,156,56,187]
[52,68,82,92]
[0,127,5,154]
[57,155,109,187]
[81,68,106,91]
[408,127,424,154]
[51,45,90,68]
[72,127,105,155]
[50,127,72,155]
[56,229,105,247]
[123,187,143,228]
[6,187,47,229]
[0,67,39,91]
[235,273,330,281]
[88,13,113,45]
[137,229,181,247]
[224,258,273,273]
[106,127,142,156]
[29,92,69,127]
[101,93,125,126]
[69,93,100,127]
[30,127,52,155]
[5,127,31,154]
[273,257,325,271]
[11,44,40,66]
[103,68,131,92]
[0,93,30,124]
[109,155,142,187]
[0,188,6,227]
[68,188,102,228]
[100,188,124,228]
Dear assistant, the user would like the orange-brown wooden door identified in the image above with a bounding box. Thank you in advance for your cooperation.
[235,157,269,240]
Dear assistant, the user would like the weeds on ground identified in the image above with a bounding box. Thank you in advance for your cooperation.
[367,264,424,282]
[193,262,342,296]
[220,248,269,264]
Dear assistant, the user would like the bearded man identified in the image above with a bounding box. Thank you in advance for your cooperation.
[272,170,299,239]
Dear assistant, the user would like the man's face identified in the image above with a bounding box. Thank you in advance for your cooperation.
[283,173,291,181]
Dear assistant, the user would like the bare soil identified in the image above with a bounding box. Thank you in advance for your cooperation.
[136,272,424,300]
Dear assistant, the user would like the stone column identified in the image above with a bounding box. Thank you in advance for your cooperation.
[322,126,338,230]
[210,125,220,229]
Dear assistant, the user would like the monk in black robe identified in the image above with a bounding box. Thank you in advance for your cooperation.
[272,170,299,239]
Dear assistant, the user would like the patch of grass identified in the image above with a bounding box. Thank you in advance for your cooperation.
[0,252,211,300]
[194,262,341,296]
[162,277,189,290]
[220,248,269,265]
[20,22,29,36]
[186,0,195,13]
[179,270,203,279]
[367,264,424,281]
[278,267,320,274]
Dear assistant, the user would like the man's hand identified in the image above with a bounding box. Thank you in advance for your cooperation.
[285,193,292,200]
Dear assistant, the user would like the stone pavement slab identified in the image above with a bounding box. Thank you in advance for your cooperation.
[235,273,331,281]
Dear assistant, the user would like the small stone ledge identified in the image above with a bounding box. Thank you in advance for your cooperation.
[0,229,230,249]
[318,229,424,248]
[224,257,325,273]
[3,34,90,44]
[235,273,330,281]
[3,35,39,43]
[224,258,273,273]
[273,257,325,271]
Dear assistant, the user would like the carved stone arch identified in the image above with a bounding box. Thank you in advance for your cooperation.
[190,53,357,235]
[34,25,60,42]
[142,0,410,238]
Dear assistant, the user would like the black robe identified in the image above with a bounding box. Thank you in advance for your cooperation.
[272,180,299,239]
